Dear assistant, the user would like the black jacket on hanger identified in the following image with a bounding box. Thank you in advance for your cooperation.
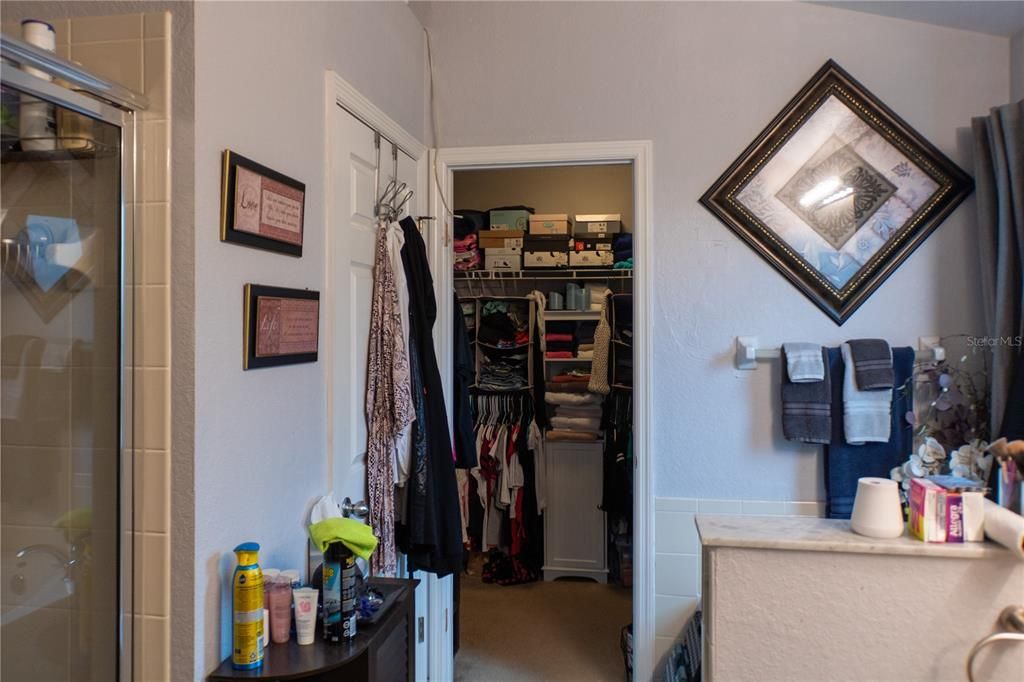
[396,217,462,577]
[453,293,478,469]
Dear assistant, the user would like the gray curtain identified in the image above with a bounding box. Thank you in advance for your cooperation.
[973,100,1024,439]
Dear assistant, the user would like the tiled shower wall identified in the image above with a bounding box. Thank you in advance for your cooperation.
[0,12,174,680]
[653,496,825,676]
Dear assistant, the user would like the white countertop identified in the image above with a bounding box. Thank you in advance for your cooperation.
[696,514,1014,559]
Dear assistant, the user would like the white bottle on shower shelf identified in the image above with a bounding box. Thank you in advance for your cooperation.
[19,19,57,152]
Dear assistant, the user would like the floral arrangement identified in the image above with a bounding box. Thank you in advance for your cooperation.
[890,338,992,501]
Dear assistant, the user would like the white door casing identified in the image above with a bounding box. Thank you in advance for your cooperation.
[430,141,654,682]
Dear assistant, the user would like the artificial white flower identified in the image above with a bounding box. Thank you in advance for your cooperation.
[919,437,946,465]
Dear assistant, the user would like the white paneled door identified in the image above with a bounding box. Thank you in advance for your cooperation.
[326,100,427,678]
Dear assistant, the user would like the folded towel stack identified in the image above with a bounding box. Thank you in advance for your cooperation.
[546,387,603,439]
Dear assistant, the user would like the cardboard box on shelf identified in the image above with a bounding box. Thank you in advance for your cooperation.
[574,213,622,236]
[484,253,522,271]
[573,237,614,252]
[479,229,525,250]
[569,250,615,267]
[489,209,531,231]
[523,251,569,268]
[528,213,571,235]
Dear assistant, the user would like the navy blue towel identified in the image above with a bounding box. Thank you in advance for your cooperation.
[824,346,914,519]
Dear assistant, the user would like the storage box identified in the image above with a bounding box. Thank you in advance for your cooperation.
[523,251,568,268]
[478,229,525,250]
[573,237,613,252]
[569,250,614,267]
[484,253,522,271]
[909,478,946,542]
[524,234,573,252]
[574,213,622,236]
[484,247,522,256]
[529,213,571,235]
[489,209,531,231]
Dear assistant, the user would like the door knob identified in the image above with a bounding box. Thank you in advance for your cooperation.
[341,497,369,519]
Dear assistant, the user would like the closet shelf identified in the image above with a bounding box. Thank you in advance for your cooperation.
[455,268,633,281]
[545,310,602,320]
[477,341,530,351]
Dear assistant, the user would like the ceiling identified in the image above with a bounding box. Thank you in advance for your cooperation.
[813,1,1024,37]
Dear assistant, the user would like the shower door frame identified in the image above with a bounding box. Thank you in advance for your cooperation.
[1,46,141,682]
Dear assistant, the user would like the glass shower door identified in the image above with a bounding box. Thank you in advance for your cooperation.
[1,83,126,681]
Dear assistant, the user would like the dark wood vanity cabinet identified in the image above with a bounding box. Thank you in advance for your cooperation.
[208,578,418,682]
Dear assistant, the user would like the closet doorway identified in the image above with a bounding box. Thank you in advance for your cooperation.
[432,141,653,682]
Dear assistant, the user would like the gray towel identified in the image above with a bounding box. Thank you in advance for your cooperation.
[781,346,831,444]
[847,339,894,390]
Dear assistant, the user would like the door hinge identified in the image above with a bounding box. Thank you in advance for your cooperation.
[444,608,449,633]
[417,616,425,643]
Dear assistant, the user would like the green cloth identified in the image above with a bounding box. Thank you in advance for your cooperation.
[308,517,378,561]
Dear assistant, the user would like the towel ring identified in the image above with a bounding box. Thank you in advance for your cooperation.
[966,606,1024,682]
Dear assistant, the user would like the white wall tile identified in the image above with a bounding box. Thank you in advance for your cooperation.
[655,594,699,637]
[741,500,788,516]
[655,553,700,597]
[655,496,697,512]
[656,511,699,555]
[697,498,743,515]
[654,635,677,681]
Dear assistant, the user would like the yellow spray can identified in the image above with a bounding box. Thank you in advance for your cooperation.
[231,542,264,670]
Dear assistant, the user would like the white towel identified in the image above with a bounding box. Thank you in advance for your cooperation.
[551,416,602,431]
[546,391,603,406]
[841,343,892,444]
[783,342,825,382]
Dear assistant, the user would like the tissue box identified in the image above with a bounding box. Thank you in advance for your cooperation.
[574,213,622,236]
[528,214,571,235]
[489,209,531,231]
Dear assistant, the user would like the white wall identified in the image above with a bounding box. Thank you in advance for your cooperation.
[414,1,1009,502]
[192,1,425,677]
[1013,29,1023,101]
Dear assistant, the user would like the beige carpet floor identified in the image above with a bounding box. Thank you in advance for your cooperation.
[455,575,632,682]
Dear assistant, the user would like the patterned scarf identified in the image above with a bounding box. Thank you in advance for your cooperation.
[366,220,415,575]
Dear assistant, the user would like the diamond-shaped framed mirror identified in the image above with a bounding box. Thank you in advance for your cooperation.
[700,60,973,325]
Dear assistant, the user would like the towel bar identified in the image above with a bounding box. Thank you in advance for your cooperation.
[734,336,945,370]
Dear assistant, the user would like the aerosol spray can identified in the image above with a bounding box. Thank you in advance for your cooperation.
[322,541,357,642]
[231,543,264,670]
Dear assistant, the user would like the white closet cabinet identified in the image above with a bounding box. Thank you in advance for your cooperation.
[542,441,608,582]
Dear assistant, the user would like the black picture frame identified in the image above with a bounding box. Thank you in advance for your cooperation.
[221,150,306,257]
[700,59,973,325]
[243,284,320,370]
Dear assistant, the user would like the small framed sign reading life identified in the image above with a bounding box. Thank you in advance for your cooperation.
[221,150,306,256]
[243,284,319,369]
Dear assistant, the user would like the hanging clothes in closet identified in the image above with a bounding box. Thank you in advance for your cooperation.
[395,216,464,577]
[365,219,415,576]
[464,393,545,585]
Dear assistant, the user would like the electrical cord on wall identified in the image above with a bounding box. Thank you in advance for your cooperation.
[424,27,455,246]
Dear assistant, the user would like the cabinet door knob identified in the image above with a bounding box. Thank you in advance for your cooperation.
[341,497,369,519]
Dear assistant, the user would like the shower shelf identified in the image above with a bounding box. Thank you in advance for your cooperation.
[1,137,117,163]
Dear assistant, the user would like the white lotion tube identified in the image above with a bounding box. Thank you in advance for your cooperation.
[293,587,319,645]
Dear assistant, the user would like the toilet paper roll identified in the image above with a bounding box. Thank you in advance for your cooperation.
[851,477,904,539]
[983,499,1024,559]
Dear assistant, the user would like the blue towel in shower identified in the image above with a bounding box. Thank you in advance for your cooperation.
[824,346,914,519]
